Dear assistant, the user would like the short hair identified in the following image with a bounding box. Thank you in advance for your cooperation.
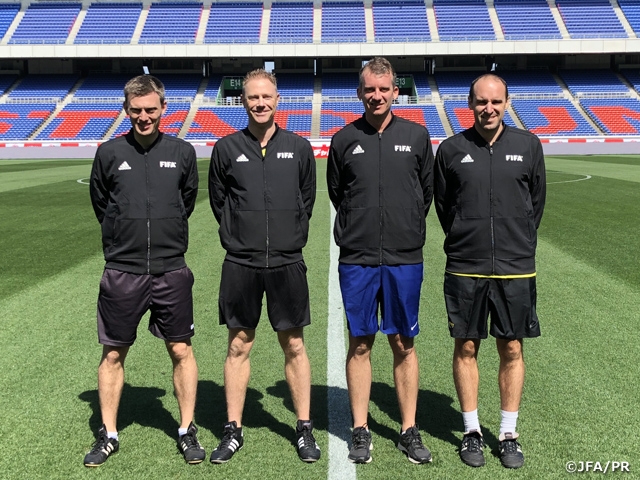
[242,69,278,95]
[468,73,509,101]
[123,75,165,106]
[359,57,397,88]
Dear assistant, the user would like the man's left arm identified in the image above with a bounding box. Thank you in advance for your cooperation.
[181,146,199,218]
[299,141,316,220]
[419,129,435,217]
[530,137,546,229]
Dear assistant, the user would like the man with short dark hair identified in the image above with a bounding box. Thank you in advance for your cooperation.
[327,57,434,465]
[86,74,204,467]
[208,68,320,464]
[434,73,546,469]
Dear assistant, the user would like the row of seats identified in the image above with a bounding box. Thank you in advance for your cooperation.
[4,99,640,140]
[2,0,639,44]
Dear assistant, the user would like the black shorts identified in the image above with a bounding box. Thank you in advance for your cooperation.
[218,260,311,331]
[97,267,195,346]
[444,273,540,340]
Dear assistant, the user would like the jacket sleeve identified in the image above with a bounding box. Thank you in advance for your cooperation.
[530,136,546,229]
[420,129,435,218]
[208,143,226,224]
[326,139,343,210]
[181,145,199,218]
[434,144,449,233]
[299,141,316,220]
[89,148,109,224]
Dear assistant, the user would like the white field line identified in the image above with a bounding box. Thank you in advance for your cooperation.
[327,204,356,480]
[548,174,592,185]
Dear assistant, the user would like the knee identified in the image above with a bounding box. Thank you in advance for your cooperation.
[227,334,253,360]
[498,340,523,363]
[101,346,127,368]
[454,340,478,361]
[348,338,373,359]
[282,337,306,359]
[389,334,415,361]
[167,341,193,363]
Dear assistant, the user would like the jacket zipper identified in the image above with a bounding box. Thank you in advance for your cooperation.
[263,148,269,268]
[489,145,495,275]
[145,151,151,274]
[378,132,383,265]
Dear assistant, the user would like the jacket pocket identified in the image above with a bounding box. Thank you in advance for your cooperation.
[383,203,425,250]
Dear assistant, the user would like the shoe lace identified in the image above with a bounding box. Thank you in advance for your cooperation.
[352,429,370,449]
[180,430,200,449]
[217,427,237,449]
[405,428,425,448]
[501,439,520,454]
[298,426,316,448]
[90,433,110,453]
[463,433,483,453]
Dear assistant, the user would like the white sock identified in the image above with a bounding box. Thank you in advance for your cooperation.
[178,427,188,437]
[462,409,481,434]
[107,431,118,441]
[500,410,518,436]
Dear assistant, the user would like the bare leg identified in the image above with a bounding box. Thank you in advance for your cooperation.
[346,334,375,428]
[224,328,255,426]
[166,340,198,429]
[388,334,419,431]
[277,327,311,420]
[98,345,130,432]
[453,338,481,412]
[496,338,524,412]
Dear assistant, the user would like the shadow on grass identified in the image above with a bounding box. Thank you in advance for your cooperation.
[79,384,180,439]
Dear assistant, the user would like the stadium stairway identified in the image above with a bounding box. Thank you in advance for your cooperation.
[425,0,439,41]
[261,1,271,43]
[179,77,209,138]
[131,3,150,44]
[486,0,505,41]
[547,0,570,39]
[30,78,85,140]
[196,2,211,43]
[613,0,636,37]
[1,5,24,45]
[617,72,640,99]
[507,104,526,129]
[427,76,453,137]
[66,5,86,45]
[105,110,127,139]
[313,1,321,43]
[364,0,375,41]
[311,77,322,138]
[552,73,603,134]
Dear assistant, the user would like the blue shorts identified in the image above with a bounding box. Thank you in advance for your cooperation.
[338,263,424,338]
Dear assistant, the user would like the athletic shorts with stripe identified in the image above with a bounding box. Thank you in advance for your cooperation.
[97,266,195,346]
[338,263,424,338]
[444,273,541,340]
[218,260,311,331]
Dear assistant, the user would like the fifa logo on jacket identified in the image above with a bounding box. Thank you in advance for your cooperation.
[505,155,523,162]
[395,145,412,152]
[277,152,294,159]
[160,161,177,168]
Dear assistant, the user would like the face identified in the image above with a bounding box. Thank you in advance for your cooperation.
[242,77,279,128]
[469,77,510,136]
[125,91,166,139]
[357,70,399,122]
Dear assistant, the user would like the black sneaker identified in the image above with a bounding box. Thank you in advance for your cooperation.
[397,425,432,464]
[499,432,524,469]
[210,421,244,464]
[348,426,372,464]
[459,430,485,467]
[84,425,119,467]
[178,422,206,464]
[295,420,321,462]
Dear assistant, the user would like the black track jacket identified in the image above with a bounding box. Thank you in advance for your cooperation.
[327,114,434,265]
[90,131,199,275]
[434,124,546,276]
[209,125,316,268]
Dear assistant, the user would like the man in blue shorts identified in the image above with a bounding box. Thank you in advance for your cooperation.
[326,57,435,465]
[208,69,320,464]
[434,73,546,469]
[86,74,205,467]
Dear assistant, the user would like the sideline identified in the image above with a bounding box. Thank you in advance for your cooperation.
[327,205,356,480]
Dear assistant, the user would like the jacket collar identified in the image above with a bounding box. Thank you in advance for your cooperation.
[467,122,509,148]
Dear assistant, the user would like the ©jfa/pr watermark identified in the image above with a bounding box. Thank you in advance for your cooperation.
[566,461,630,474]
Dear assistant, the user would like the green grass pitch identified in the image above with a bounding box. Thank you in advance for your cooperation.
[0,155,638,479]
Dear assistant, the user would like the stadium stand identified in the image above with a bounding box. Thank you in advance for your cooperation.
[511,99,598,135]
[444,100,517,134]
[74,3,142,44]
[204,2,262,43]
[435,71,484,97]
[412,72,432,98]
[9,2,80,44]
[559,69,631,96]
[139,2,202,44]
[0,74,17,95]
[321,72,359,98]
[556,0,627,38]
[618,0,640,36]
[372,0,431,42]
[432,0,496,41]
[322,2,366,43]
[202,75,224,101]
[8,75,78,101]
[0,104,56,140]
[268,2,313,44]
[580,98,640,134]
[494,0,562,40]
[275,73,315,99]
[620,69,640,93]
[0,3,19,40]
[36,103,121,140]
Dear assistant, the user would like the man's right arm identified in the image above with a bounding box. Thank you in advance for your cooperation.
[326,140,343,210]
[89,150,109,224]
[433,145,449,233]
[208,144,227,224]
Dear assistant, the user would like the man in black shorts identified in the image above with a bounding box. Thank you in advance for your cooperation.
[86,74,205,467]
[434,73,546,469]
[208,69,320,464]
